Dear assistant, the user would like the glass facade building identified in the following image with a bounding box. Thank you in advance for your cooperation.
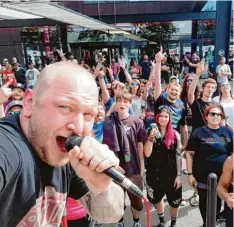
[0,0,232,69]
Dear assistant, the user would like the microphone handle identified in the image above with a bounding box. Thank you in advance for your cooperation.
[104,167,143,198]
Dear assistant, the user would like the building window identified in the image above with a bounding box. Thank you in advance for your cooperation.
[201,0,216,11]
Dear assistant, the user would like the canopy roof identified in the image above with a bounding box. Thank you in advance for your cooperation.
[0,1,147,41]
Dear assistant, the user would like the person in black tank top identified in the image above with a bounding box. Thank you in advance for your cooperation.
[144,106,182,227]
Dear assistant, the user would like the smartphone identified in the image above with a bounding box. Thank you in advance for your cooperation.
[151,123,161,140]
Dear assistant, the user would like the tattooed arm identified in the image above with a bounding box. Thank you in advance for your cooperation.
[185,150,197,189]
[79,182,124,223]
[175,132,182,176]
[174,132,182,189]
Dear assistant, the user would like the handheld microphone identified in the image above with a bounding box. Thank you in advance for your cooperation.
[65,135,143,198]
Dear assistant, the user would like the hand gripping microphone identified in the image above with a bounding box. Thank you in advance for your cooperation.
[65,135,143,198]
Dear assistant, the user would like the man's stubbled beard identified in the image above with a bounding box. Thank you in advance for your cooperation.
[28,116,49,165]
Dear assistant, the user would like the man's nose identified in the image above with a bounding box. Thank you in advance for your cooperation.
[67,113,84,135]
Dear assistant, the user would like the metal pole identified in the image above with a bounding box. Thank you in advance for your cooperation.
[206,173,217,227]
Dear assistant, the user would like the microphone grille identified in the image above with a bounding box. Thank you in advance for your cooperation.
[65,135,83,152]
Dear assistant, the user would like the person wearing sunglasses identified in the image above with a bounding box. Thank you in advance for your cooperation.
[213,82,234,130]
[185,104,233,227]
[144,106,182,227]
[5,100,22,116]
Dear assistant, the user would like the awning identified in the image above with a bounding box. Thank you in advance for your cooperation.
[0,1,147,42]
[0,5,42,20]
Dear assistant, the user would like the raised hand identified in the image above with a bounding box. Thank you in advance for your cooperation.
[196,58,206,76]
[155,46,164,63]
[0,79,14,105]
[97,69,105,79]
[107,67,113,77]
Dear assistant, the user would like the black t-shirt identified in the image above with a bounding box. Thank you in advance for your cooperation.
[173,62,183,75]
[140,61,152,80]
[14,68,26,85]
[186,126,233,184]
[166,56,174,69]
[0,114,88,227]
[161,62,169,80]
[182,57,190,67]
[189,57,200,73]
[191,98,217,131]
[154,95,186,132]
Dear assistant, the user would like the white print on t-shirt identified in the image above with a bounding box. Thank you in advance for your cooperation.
[123,125,131,134]
[17,186,67,227]
[28,71,35,80]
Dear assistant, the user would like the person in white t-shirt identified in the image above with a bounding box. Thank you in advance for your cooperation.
[68,54,78,64]
[216,57,232,88]
[118,55,127,68]
[25,62,40,88]
[118,55,128,83]
[213,82,234,130]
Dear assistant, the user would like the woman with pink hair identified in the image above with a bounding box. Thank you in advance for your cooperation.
[144,105,182,227]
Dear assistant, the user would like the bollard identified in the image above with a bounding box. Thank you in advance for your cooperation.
[206,173,218,227]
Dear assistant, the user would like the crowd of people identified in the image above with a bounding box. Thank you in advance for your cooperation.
[0,47,233,227]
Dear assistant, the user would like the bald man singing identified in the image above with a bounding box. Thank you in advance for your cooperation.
[0,62,124,227]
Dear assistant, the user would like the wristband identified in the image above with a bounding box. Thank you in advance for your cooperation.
[177,174,181,176]
[188,173,193,175]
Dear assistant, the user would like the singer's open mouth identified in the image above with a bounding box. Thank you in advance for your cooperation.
[56,136,67,153]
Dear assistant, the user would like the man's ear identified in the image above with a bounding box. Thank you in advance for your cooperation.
[22,89,34,118]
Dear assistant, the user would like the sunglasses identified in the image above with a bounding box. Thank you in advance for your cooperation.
[131,82,139,86]
[208,112,223,117]
[186,79,193,83]
[221,83,229,88]
[7,110,21,116]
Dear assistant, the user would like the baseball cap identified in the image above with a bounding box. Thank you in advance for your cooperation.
[5,100,23,114]
[13,83,26,91]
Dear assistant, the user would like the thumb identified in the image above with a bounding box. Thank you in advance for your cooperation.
[68,145,82,159]
[174,179,177,188]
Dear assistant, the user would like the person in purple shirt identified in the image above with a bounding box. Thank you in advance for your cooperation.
[103,91,147,227]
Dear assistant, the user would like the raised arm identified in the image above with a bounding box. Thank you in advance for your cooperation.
[187,59,205,105]
[122,66,132,85]
[107,67,115,82]
[153,46,164,101]
[98,70,110,104]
